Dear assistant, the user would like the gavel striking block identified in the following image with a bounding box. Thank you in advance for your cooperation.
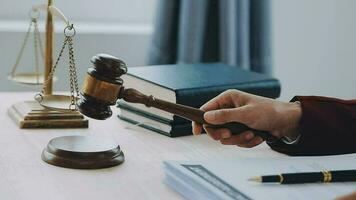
[77,54,279,143]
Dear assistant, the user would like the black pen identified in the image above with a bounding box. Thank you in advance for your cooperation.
[248,169,356,184]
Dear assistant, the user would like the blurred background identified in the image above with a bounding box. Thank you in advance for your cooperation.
[1,0,355,101]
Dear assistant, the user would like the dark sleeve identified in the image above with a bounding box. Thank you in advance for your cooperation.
[268,96,356,156]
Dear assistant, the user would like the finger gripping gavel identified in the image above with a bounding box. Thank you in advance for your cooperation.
[77,54,279,143]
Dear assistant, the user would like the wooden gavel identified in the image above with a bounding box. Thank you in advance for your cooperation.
[77,54,279,143]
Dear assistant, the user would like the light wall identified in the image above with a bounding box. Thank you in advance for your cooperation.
[0,0,156,23]
[2,0,356,101]
[272,0,356,100]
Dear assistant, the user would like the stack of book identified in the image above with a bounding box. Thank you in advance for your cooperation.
[117,63,280,137]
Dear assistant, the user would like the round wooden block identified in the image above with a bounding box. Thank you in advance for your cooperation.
[42,135,124,169]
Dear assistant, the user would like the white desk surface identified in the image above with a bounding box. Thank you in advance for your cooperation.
[0,92,284,200]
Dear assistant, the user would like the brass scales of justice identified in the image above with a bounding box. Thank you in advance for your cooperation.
[7,0,88,129]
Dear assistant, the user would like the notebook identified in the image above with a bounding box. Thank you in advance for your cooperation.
[164,154,356,200]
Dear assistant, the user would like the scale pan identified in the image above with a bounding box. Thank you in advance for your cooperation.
[8,73,58,85]
[39,94,79,111]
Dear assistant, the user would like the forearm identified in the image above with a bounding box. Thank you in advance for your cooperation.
[269,96,356,156]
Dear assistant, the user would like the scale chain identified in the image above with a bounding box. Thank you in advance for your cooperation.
[32,18,44,84]
[36,24,79,111]
[11,19,34,76]
[36,36,68,100]
[11,15,44,80]
[34,19,44,60]
[68,37,79,96]
[33,18,40,84]
[68,35,79,110]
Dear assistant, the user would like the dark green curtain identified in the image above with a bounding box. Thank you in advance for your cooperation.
[148,0,272,74]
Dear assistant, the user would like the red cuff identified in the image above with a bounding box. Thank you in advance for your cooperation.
[269,96,356,156]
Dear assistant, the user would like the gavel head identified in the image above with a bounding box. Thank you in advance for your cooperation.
[77,54,127,120]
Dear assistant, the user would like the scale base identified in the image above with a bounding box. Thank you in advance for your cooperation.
[8,101,88,128]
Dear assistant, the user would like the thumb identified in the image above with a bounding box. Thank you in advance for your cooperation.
[204,107,247,125]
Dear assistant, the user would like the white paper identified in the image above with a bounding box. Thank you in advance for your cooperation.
[164,154,356,200]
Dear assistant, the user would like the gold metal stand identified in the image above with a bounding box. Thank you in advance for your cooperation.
[44,0,54,95]
[8,0,88,128]
[8,101,88,128]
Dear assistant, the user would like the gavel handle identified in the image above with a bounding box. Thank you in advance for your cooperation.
[152,98,279,143]
[120,88,279,143]
[207,122,278,143]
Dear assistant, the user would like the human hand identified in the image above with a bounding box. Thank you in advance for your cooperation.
[336,191,356,200]
[192,89,302,148]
